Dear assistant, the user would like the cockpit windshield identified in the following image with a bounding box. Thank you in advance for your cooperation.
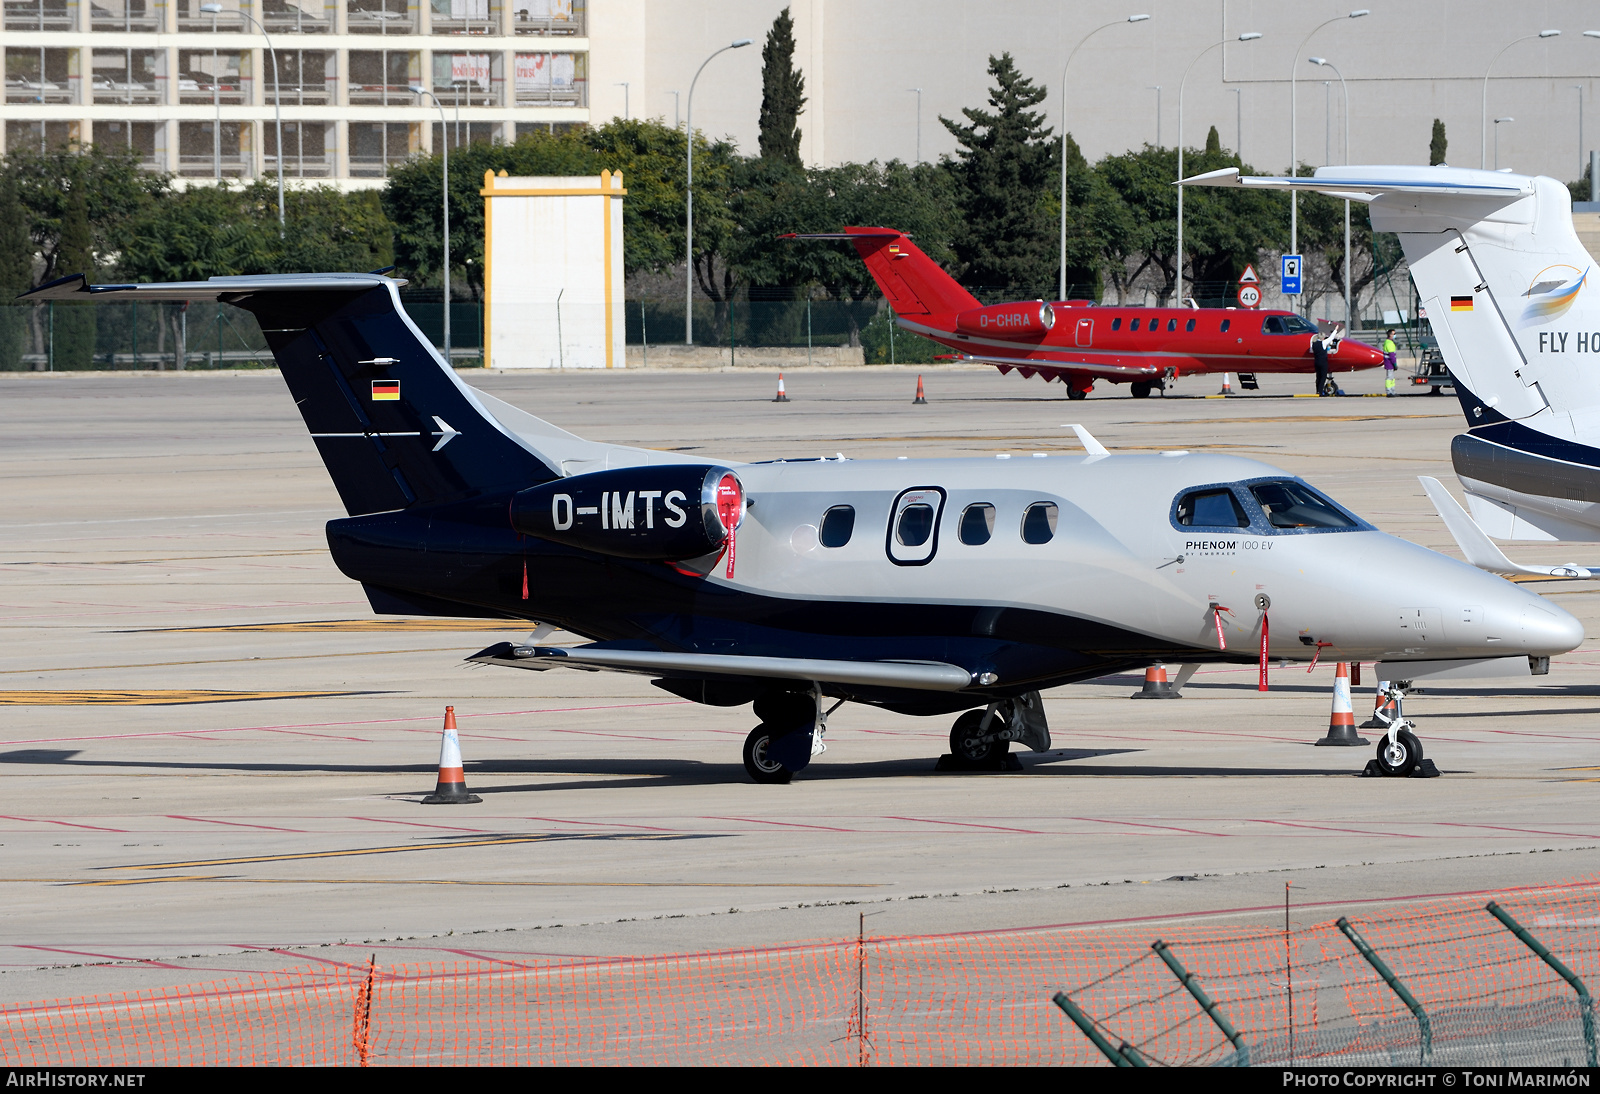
[1261,314,1319,336]
[1249,481,1358,529]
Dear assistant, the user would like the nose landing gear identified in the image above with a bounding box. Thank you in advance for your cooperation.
[1360,685,1440,778]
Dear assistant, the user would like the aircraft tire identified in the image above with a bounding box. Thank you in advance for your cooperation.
[1372,728,1423,778]
[949,710,1009,765]
[743,725,794,784]
[1066,387,1088,401]
[1130,382,1153,399]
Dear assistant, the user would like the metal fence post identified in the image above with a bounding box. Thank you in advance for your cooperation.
[1336,916,1432,1064]
[1486,901,1597,1067]
[1151,940,1250,1066]
[1051,992,1137,1067]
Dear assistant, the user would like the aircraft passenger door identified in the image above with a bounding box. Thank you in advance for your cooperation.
[1074,318,1093,347]
[886,486,947,566]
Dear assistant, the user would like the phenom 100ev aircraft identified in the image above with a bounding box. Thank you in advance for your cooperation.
[25,270,1579,784]
[790,227,1385,398]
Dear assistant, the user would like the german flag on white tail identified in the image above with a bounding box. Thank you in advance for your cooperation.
[1451,296,1474,311]
[371,379,400,401]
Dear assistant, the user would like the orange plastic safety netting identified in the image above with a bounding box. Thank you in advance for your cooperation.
[2,879,1595,1066]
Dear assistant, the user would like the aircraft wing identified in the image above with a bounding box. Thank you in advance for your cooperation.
[980,355,1161,380]
[467,642,979,692]
[1419,476,1599,580]
[1180,166,1533,202]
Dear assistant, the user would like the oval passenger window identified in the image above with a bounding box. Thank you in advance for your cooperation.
[1111,318,1122,331]
[959,503,995,545]
[1021,502,1058,544]
[1220,319,1231,333]
[1185,318,1196,332]
[896,504,935,547]
[819,505,855,547]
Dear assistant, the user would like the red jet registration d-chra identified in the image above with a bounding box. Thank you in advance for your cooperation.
[789,227,1386,399]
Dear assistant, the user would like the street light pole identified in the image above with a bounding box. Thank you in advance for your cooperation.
[1291,10,1367,259]
[615,81,629,120]
[1482,31,1559,169]
[907,87,922,163]
[1310,56,1351,330]
[410,86,451,365]
[1177,33,1261,306]
[1494,116,1514,170]
[205,3,284,230]
[1056,14,1149,301]
[684,38,752,346]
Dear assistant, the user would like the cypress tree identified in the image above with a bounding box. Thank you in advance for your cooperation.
[757,7,806,167]
[1205,125,1222,156]
[940,53,1058,297]
[1430,119,1448,166]
[0,173,31,370]
[52,182,96,369]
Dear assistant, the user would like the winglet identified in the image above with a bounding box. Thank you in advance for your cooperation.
[1064,424,1110,461]
[1419,476,1595,579]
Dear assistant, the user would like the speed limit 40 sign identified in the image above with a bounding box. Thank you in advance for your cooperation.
[1237,284,1261,308]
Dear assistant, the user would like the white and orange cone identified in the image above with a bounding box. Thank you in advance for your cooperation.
[1130,664,1182,699]
[913,374,928,404]
[1219,373,1233,395]
[422,705,482,804]
[1314,663,1369,746]
[1360,677,1392,729]
[773,373,790,403]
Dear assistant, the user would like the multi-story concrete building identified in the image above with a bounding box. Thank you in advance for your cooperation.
[2,0,590,183]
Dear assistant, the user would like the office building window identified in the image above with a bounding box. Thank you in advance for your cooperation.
[349,50,416,105]
[92,121,164,168]
[511,0,582,36]
[431,120,499,150]
[6,48,77,105]
[348,0,414,34]
[178,119,252,177]
[432,51,500,107]
[265,120,333,177]
[4,0,75,31]
[92,0,163,32]
[176,0,245,31]
[5,120,77,153]
[349,120,415,176]
[430,0,498,35]
[264,0,333,34]
[267,50,332,105]
[178,50,248,105]
[513,52,584,106]
[92,50,165,106]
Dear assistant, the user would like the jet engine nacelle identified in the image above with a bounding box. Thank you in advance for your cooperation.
[954,301,1056,339]
[510,465,745,561]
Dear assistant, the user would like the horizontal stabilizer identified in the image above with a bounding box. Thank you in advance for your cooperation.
[1419,476,1598,579]
[21,272,397,302]
[1180,166,1532,200]
[467,642,977,692]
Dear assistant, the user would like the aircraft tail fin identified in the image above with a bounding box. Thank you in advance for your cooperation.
[24,274,559,515]
[786,228,980,318]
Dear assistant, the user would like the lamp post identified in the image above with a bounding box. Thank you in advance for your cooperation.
[1148,85,1160,146]
[410,85,451,365]
[1056,14,1150,301]
[1309,56,1351,330]
[1176,33,1261,306]
[615,81,629,120]
[1230,86,1242,159]
[684,38,752,346]
[1290,10,1367,260]
[204,3,284,230]
[1481,30,1558,169]
[1494,116,1514,170]
[907,87,922,163]
[668,89,679,130]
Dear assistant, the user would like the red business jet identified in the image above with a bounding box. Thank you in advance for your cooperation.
[794,227,1385,398]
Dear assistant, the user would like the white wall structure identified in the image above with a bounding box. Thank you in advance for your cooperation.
[482,168,625,369]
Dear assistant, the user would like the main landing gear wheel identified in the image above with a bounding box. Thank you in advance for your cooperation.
[1129,382,1153,399]
[950,709,1009,765]
[1373,728,1423,778]
[1067,386,1088,401]
[743,724,794,784]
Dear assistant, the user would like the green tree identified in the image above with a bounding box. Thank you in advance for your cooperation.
[939,53,1058,299]
[757,6,806,167]
[1205,125,1223,156]
[0,174,31,369]
[6,143,163,286]
[52,182,97,368]
[1096,145,1178,302]
[1429,119,1448,166]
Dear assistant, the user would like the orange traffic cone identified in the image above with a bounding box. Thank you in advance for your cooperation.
[1360,676,1391,729]
[772,373,790,403]
[913,375,927,404]
[422,706,481,804]
[1130,664,1181,699]
[1314,663,1369,746]
[1219,373,1233,395]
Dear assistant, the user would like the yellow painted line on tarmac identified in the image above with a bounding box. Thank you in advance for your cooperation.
[0,646,472,675]
[107,832,705,872]
[52,875,878,889]
[131,619,514,634]
[0,690,356,706]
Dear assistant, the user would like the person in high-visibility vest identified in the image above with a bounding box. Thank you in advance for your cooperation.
[1382,329,1399,396]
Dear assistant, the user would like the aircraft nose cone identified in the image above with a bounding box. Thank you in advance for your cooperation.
[1521,598,1586,655]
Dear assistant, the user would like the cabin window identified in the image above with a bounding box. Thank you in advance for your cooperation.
[1021,502,1058,544]
[958,503,995,545]
[1185,318,1196,332]
[1220,319,1231,333]
[1176,488,1249,528]
[896,504,936,547]
[819,505,855,547]
[1130,318,1141,332]
[1249,481,1358,530]
[1111,318,1122,331]
[1167,318,1177,332]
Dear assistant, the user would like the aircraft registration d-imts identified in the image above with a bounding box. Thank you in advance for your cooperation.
[25,270,1582,783]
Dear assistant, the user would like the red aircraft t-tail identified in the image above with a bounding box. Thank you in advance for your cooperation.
[786,226,1386,399]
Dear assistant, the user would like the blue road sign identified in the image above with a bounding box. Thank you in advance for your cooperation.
[1281,254,1303,296]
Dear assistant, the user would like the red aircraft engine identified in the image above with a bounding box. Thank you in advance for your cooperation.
[953,301,1056,340]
